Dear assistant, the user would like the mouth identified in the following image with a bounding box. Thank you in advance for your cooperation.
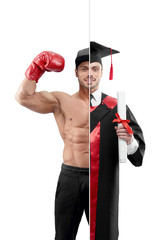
[84,78,96,83]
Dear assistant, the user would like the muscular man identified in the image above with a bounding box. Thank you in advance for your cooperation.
[15,50,90,240]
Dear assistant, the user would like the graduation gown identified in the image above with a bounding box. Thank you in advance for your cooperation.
[90,93,145,240]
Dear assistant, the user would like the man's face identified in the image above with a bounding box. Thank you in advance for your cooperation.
[75,61,103,92]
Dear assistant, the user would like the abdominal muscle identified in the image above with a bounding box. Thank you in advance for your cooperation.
[63,126,89,168]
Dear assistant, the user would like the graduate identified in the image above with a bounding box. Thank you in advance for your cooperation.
[77,41,145,240]
[90,42,145,240]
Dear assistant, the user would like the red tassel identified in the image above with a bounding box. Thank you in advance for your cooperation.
[109,48,113,80]
[109,63,113,80]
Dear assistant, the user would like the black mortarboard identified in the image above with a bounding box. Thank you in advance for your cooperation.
[75,41,120,80]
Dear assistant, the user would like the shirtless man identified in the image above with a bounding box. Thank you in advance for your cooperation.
[15,50,90,240]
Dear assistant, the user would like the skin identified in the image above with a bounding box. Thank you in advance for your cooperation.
[15,61,132,169]
[15,62,89,168]
[115,126,133,145]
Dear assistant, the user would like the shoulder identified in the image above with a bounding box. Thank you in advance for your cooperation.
[50,91,71,100]
[102,93,117,109]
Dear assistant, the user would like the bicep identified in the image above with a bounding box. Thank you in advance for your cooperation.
[21,91,59,114]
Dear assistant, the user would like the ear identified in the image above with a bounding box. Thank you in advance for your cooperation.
[75,69,78,77]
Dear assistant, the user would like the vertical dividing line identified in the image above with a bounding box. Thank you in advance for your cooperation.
[89,0,91,239]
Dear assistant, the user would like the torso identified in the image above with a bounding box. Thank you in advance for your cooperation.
[53,91,89,168]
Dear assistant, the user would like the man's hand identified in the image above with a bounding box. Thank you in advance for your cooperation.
[25,51,65,82]
[115,125,133,145]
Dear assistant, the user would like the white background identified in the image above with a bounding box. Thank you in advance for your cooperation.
[0,0,160,240]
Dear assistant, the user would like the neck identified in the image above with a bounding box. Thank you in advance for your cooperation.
[78,85,89,101]
[90,87,99,94]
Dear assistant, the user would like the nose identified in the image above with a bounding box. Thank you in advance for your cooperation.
[89,71,93,77]
[89,68,95,75]
[86,72,93,78]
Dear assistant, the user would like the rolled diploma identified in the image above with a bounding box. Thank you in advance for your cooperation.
[117,92,127,163]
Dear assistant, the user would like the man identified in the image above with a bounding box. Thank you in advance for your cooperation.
[88,42,145,240]
[15,50,90,240]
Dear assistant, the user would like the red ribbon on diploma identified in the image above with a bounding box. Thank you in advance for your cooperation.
[113,113,134,134]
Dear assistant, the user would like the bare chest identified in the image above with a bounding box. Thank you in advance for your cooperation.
[54,97,89,139]
[64,101,89,128]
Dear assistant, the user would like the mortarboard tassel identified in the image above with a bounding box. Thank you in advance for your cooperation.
[109,48,113,80]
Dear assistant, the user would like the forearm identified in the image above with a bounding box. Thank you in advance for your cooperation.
[126,105,145,166]
[15,77,36,103]
[127,136,139,155]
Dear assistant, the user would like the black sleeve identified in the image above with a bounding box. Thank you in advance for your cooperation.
[126,106,146,167]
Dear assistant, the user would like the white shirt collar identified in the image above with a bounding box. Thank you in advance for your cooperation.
[91,88,102,106]
[91,88,101,101]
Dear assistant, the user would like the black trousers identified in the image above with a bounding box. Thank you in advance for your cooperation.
[55,163,89,240]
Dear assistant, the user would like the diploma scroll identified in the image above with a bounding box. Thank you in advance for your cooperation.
[117,92,127,163]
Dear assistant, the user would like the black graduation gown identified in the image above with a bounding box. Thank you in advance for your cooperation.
[90,93,145,240]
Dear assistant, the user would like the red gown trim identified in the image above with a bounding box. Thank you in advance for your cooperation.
[90,121,100,240]
[102,95,117,109]
[90,106,100,240]
[90,96,117,240]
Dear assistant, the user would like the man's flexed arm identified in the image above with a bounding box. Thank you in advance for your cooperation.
[15,51,65,114]
[15,77,60,113]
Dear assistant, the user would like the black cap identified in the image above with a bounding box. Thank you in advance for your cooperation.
[75,47,89,69]
[75,41,119,68]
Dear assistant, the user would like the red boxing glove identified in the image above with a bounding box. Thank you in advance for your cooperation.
[25,51,65,82]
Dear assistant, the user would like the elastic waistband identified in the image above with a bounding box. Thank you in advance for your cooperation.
[61,163,89,175]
